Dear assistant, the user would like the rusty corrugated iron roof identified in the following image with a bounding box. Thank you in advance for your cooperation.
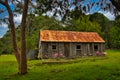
[40,30,105,43]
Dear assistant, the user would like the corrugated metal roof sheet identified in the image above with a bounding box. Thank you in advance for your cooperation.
[40,30,105,43]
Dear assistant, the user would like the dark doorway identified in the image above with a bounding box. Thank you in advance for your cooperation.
[94,44,98,51]
[76,44,82,56]
[64,43,70,57]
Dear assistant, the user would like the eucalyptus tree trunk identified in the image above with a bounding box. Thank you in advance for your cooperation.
[20,0,29,74]
[0,0,20,72]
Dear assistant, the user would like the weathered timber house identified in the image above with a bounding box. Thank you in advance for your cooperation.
[39,30,105,59]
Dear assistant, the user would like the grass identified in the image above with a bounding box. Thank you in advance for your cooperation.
[0,50,120,80]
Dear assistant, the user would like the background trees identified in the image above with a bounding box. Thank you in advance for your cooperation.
[1,12,120,53]
[109,16,120,49]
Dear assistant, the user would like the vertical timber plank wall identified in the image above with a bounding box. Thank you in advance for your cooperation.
[38,40,42,59]
[82,43,86,56]
[98,43,100,51]
[42,42,45,58]
[87,43,90,56]
[92,43,95,55]
[85,43,87,56]
[100,43,102,52]
[81,43,84,56]
[42,42,44,55]
[69,43,71,58]
[73,43,76,57]
[69,43,72,58]
[70,43,76,58]
[90,43,93,55]
[58,43,64,56]
[48,42,52,58]
[41,42,105,58]
[70,43,73,57]
[101,43,103,52]
[91,43,94,55]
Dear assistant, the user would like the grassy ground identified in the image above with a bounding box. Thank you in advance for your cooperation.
[0,50,120,80]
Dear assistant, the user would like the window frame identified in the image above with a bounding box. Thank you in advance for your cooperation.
[52,43,57,50]
[76,44,81,50]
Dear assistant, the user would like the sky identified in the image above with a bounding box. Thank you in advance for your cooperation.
[0,0,116,38]
[0,27,8,38]
[0,2,21,38]
[0,14,22,38]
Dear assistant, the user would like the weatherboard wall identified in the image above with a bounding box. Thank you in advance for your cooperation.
[40,42,105,59]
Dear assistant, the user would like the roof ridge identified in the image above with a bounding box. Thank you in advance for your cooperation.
[40,30,97,33]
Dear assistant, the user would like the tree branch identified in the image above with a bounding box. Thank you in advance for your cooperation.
[0,0,7,6]
[29,0,37,9]
[5,0,8,3]
[110,0,120,11]
[16,0,21,3]
[16,0,23,8]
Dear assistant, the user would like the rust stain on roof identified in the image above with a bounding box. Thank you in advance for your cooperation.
[40,30,105,43]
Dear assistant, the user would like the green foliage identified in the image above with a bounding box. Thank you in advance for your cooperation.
[90,13,109,31]
[0,39,3,55]
[109,16,120,49]
[0,50,120,80]
[70,7,84,20]
[65,14,103,35]
[89,13,119,49]
[109,26,120,49]
[0,31,13,54]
